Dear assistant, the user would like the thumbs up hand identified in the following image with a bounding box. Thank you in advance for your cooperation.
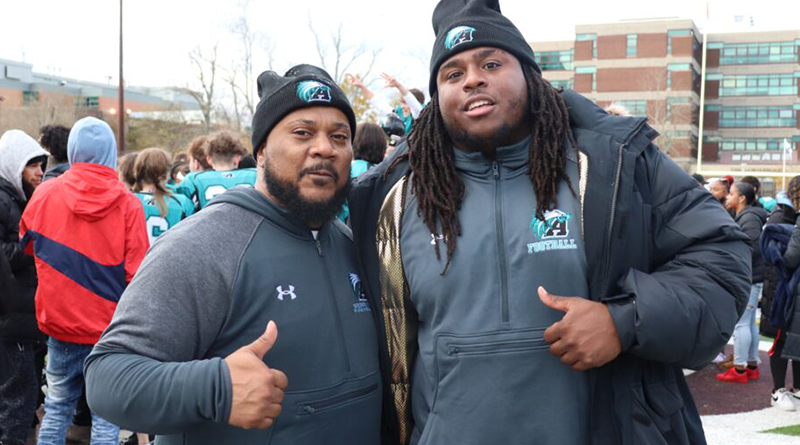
[225,321,289,429]
[538,287,622,371]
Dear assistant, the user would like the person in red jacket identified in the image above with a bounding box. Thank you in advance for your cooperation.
[20,116,148,445]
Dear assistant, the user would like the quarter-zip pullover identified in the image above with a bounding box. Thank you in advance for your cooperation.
[84,187,381,445]
[400,137,590,445]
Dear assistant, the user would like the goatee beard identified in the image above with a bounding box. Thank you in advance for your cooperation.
[263,160,350,227]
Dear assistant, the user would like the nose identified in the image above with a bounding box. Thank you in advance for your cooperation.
[461,66,486,91]
[308,134,337,159]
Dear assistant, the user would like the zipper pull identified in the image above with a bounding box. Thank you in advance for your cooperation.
[315,239,323,256]
[303,405,316,414]
[448,346,460,356]
[492,161,500,179]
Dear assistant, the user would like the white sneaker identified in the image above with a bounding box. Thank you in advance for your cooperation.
[772,388,797,411]
[712,352,727,364]
[790,388,800,404]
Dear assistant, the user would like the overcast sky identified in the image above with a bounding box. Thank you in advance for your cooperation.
[2,0,798,100]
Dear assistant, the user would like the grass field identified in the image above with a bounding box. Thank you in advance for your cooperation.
[763,424,800,437]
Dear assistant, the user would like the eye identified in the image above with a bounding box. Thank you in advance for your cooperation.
[446,71,463,81]
[293,129,312,138]
[485,61,501,70]
[332,133,349,142]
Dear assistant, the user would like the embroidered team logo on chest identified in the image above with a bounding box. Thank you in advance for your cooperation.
[349,273,371,313]
[528,209,578,254]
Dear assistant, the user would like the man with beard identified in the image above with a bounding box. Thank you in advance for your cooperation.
[84,65,381,445]
[349,1,750,444]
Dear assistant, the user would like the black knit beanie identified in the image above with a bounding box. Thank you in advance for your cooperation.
[251,64,357,157]
[429,0,540,95]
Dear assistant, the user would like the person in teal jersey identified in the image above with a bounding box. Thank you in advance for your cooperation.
[176,134,212,201]
[165,154,190,193]
[339,122,388,222]
[190,131,255,210]
[133,148,193,246]
[350,122,387,179]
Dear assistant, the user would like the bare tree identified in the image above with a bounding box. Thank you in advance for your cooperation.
[634,68,696,158]
[226,0,276,125]
[223,67,243,131]
[181,44,219,133]
[307,17,380,85]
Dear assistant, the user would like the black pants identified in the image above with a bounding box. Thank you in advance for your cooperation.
[771,333,800,390]
[0,342,38,445]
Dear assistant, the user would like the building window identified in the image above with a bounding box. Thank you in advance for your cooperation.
[718,106,796,127]
[666,63,690,89]
[79,97,99,109]
[719,138,789,152]
[535,49,574,71]
[23,91,40,106]
[718,41,798,65]
[627,34,637,57]
[667,97,691,119]
[718,73,798,96]
[577,33,597,59]
[668,29,692,55]
[576,66,596,91]
[611,100,647,117]
[548,79,574,90]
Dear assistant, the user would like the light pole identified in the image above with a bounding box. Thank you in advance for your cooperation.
[118,0,125,153]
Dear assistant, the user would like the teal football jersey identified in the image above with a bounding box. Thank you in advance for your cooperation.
[135,192,195,244]
[191,168,257,210]
[175,171,200,201]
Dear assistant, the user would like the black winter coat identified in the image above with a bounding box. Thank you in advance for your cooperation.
[761,204,797,337]
[350,90,751,445]
[0,177,42,343]
[735,206,768,283]
[783,222,800,361]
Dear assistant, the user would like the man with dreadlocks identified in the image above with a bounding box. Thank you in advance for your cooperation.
[349,1,751,445]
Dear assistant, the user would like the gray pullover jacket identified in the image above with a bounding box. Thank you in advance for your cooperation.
[403,137,590,444]
[85,187,381,445]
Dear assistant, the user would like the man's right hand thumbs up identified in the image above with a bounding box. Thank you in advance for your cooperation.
[225,321,289,429]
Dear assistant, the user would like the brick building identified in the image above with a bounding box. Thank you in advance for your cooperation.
[531,18,800,190]
[0,58,198,118]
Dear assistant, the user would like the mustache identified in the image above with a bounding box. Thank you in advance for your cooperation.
[299,162,339,182]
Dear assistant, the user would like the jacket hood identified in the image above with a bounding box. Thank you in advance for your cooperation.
[59,163,132,221]
[0,130,49,200]
[210,187,336,240]
[777,191,794,209]
[67,117,117,169]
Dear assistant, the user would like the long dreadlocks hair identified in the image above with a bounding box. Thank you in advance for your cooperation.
[389,64,576,273]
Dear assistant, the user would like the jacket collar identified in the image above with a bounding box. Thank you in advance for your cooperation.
[452,135,532,177]
[209,186,332,241]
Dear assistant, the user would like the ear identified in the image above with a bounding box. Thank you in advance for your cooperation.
[256,143,267,167]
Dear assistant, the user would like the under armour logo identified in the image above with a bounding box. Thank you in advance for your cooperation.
[276,285,297,301]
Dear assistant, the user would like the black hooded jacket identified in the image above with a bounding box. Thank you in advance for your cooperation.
[734,205,769,284]
[349,90,750,445]
[761,204,796,338]
[0,177,42,342]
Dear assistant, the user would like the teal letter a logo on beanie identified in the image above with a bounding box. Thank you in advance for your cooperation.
[445,25,476,50]
[296,80,332,103]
